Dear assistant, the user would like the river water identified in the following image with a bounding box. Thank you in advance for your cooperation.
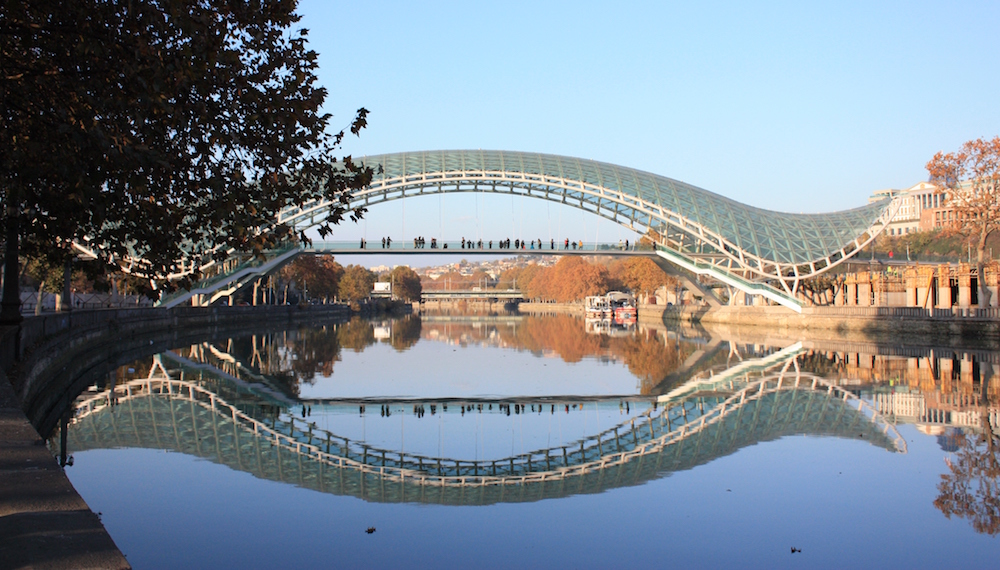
[50,313,1000,569]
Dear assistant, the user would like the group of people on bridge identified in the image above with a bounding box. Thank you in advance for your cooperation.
[362,400,650,418]
[355,237,595,251]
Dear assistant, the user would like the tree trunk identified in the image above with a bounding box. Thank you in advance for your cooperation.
[35,281,44,315]
[60,256,72,312]
[0,191,23,324]
[978,228,993,308]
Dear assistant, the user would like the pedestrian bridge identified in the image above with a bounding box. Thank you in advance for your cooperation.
[155,150,899,312]
[60,361,905,506]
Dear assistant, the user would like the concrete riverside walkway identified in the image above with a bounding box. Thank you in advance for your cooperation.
[0,366,130,570]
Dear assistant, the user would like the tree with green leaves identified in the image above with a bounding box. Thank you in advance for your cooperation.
[2,0,371,322]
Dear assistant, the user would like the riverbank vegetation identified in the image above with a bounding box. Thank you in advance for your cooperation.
[499,257,678,302]
[420,256,676,302]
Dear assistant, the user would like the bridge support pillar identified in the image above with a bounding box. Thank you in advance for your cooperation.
[648,256,722,308]
[857,282,872,307]
[937,283,952,309]
[958,283,972,308]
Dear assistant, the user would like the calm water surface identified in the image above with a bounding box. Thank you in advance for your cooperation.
[50,313,1000,569]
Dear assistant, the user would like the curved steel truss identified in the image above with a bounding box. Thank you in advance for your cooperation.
[276,150,898,308]
[63,365,904,505]
[149,150,897,310]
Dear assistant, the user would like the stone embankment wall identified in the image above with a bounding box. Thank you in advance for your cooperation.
[2,304,349,433]
[418,299,516,312]
[518,302,584,315]
[0,304,349,570]
[639,303,1000,345]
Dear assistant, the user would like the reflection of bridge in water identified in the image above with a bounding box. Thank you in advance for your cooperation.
[61,354,905,505]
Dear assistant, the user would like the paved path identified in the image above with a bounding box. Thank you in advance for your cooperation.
[0,368,129,570]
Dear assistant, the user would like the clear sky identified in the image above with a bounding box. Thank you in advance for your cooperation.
[295,0,1000,262]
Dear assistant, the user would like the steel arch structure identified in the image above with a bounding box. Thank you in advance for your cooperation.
[148,150,897,310]
[276,150,897,304]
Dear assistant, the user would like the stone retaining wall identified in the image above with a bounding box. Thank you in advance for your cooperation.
[639,303,1000,346]
[518,302,583,315]
[3,305,349,434]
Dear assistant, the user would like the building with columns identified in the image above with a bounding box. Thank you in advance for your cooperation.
[869,181,950,236]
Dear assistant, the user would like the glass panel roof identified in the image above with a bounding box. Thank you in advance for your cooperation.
[360,150,888,266]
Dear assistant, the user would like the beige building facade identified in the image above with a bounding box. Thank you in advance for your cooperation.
[870,181,950,236]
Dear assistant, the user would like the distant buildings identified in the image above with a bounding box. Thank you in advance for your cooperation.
[868,181,957,236]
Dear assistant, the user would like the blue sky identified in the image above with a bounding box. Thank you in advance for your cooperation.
[295,0,1000,253]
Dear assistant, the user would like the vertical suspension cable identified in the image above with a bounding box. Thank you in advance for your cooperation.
[511,192,516,242]
[547,200,551,242]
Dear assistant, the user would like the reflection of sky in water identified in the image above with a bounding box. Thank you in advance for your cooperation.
[66,424,996,570]
[298,340,643,400]
[295,327,654,461]
[55,317,1000,569]
[296,401,654,462]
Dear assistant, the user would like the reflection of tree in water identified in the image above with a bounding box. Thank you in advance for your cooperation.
[499,315,608,363]
[283,326,342,386]
[614,332,684,392]
[935,384,1000,535]
[422,315,692,393]
[501,317,689,391]
[215,327,343,394]
[338,317,375,352]
[388,315,421,351]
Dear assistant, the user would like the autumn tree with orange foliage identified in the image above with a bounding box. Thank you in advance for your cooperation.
[388,266,422,301]
[927,136,1000,306]
[611,258,676,300]
[338,265,376,303]
[500,265,544,296]
[505,257,673,302]
[522,258,613,301]
[280,256,344,302]
[422,270,467,291]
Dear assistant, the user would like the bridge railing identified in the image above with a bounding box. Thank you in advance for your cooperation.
[155,244,299,307]
[308,240,656,253]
